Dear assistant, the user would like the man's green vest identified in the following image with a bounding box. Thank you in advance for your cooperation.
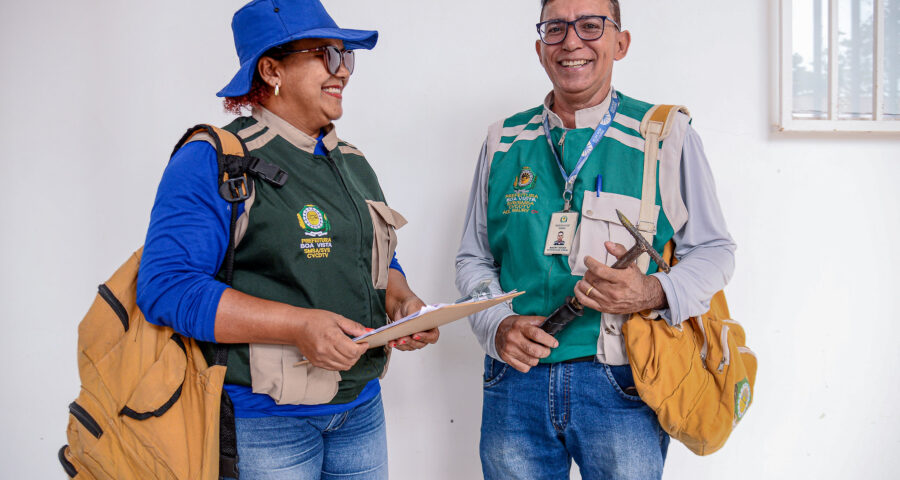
[486,92,675,363]
[204,115,389,404]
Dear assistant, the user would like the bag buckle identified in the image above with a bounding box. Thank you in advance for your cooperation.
[219,175,250,203]
[247,156,288,187]
[637,221,657,235]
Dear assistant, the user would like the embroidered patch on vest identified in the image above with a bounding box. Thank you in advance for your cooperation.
[734,378,751,424]
[514,166,536,191]
[503,167,539,215]
[297,205,333,259]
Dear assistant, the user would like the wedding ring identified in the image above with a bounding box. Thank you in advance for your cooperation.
[585,286,594,297]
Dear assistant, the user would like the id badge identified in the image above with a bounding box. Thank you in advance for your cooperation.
[544,211,578,255]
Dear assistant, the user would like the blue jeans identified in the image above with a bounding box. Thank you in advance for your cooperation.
[232,392,388,480]
[480,356,669,480]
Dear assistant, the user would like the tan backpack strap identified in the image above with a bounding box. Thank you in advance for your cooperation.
[206,125,246,156]
[173,124,249,158]
[183,125,247,157]
[636,105,690,273]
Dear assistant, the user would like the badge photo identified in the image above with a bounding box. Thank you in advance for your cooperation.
[544,212,578,255]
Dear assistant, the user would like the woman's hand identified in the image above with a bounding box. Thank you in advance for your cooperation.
[214,289,369,371]
[387,327,439,351]
[384,268,440,351]
[289,309,370,371]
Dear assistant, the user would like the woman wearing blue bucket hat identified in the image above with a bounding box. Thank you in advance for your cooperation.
[136,1,438,478]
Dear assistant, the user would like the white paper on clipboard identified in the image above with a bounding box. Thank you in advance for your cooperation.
[293,291,524,365]
[354,290,524,347]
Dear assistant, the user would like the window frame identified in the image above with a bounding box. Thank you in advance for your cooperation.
[778,0,897,132]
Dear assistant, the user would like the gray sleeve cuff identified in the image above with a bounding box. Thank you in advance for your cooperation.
[652,272,682,326]
[651,125,735,325]
[467,282,516,361]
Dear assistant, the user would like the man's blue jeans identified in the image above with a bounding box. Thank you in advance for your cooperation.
[233,392,388,480]
[480,356,669,480]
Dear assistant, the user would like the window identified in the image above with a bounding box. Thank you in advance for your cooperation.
[779,0,900,131]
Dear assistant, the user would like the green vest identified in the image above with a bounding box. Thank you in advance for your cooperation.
[205,115,389,404]
[486,92,675,363]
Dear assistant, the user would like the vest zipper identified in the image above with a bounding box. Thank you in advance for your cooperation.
[545,261,555,314]
[323,154,376,327]
[559,130,567,161]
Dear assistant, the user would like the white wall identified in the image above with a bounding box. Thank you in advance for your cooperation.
[2,0,898,478]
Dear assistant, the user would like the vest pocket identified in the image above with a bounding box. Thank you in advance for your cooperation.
[249,343,341,405]
[365,200,408,289]
[568,191,659,276]
[598,313,630,365]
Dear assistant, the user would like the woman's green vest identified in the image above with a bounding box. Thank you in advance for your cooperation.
[205,115,389,404]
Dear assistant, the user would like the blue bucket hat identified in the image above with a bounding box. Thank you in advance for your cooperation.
[217,0,378,98]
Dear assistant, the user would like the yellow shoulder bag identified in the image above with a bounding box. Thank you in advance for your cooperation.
[622,106,758,456]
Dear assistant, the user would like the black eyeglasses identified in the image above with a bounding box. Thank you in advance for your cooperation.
[273,45,355,75]
[536,15,620,45]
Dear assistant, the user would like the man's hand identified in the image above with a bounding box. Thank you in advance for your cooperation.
[291,309,370,371]
[495,315,558,373]
[387,295,439,351]
[574,241,666,314]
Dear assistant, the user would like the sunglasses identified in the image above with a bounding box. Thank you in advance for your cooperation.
[274,45,355,75]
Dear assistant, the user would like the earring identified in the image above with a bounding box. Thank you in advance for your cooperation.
[274,83,280,97]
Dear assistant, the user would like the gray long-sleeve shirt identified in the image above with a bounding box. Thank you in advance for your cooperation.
[455,110,736,361]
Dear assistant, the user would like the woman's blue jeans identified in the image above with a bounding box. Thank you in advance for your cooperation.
[233,392,388,480]
[480,356,669,480]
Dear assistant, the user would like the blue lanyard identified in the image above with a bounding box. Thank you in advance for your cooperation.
[542,91,619,211]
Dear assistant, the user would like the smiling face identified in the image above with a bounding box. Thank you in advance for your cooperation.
[258,38,350,136]
[536,0,630,113]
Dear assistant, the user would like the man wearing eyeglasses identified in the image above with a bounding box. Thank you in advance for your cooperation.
[455,0,736,478]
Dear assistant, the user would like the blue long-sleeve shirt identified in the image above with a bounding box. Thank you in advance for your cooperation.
[137,133,401,417]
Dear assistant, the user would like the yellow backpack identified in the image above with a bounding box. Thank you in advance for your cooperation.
[59,125,286,479]
[623,242,756,455]
[60,248,228,479]
[621,106,757,456]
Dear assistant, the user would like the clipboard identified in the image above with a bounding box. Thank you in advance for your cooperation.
[294,290,524,366]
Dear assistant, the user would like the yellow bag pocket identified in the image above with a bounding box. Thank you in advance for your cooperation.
[365,200,407,289]
[120,335,187,418]
[118,334,192,478]
[64,396,111,478]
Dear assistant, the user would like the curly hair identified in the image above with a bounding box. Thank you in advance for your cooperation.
[222,73,272,115]
[540,0,621,26]
[222,47,292,115]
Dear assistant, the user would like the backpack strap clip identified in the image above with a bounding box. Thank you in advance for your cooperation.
[219,174,251,203]
[247,156,288,187]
